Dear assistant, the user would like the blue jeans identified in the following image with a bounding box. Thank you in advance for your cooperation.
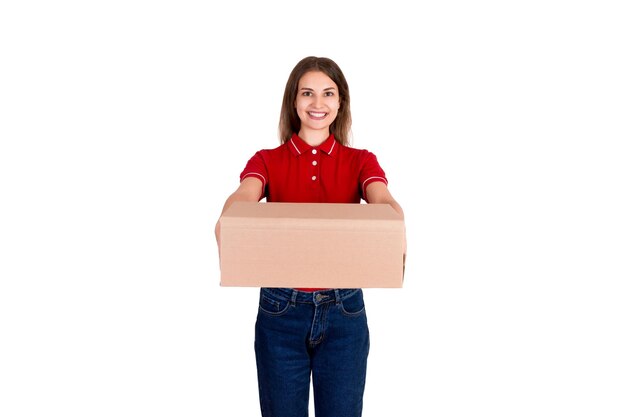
[255,288,370,417]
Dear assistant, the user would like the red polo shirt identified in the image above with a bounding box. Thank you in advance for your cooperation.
[240,133,388,290]
[241,133,387,203]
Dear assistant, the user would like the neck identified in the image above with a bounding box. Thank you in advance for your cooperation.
[298,129,329,147]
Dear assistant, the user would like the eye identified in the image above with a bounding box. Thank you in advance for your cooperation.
[324,91,335,97]
[302,91,313,97]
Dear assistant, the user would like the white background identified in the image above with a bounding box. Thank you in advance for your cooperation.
[1,1,625,416]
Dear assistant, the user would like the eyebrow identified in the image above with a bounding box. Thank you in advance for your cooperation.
[300,87,337,91]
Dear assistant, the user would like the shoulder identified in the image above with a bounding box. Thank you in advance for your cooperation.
[249,141,289,159]
[258,141,290,154]
[336,142,379,160]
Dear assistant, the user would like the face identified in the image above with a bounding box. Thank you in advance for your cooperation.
[295,71,341,139]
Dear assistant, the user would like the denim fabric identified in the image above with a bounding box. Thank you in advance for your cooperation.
[254,288,370,417]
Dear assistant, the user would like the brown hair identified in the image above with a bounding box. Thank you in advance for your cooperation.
[279,56,352,146]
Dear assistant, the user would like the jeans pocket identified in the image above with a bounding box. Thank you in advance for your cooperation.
[258,289,291,316]
[339,290,366,317]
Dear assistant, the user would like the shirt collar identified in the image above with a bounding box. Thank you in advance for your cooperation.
[288,133,337,157]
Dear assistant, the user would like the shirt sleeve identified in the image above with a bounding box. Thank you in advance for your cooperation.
[359,151,388,201]
[240,151,268,199]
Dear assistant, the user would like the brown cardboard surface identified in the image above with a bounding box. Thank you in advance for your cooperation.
[218,202,405,288]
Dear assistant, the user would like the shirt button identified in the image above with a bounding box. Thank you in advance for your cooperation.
[312,176,317,181]
[312,161,317,166]
[312,149,317,155]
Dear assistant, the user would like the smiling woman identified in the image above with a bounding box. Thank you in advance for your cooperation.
[215,56,405,417]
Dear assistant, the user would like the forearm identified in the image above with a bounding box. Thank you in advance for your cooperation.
[215,178,263,243]
[215,192,256,239]
[365,182,406,253]
[385,198,404,220]
[365,183,404,218]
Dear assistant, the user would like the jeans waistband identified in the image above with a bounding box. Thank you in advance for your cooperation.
[261,287,361,306]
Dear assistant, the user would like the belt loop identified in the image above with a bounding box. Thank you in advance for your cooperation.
[290,289,298,306]
[334,289,341,305]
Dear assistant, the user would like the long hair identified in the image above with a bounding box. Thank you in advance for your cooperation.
[278,56,352,146]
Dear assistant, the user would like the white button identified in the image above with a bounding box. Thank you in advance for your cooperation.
[312,176,317,181]
[312,161,317,166]
[312,149,317,155]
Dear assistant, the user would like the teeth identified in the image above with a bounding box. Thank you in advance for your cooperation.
[309,112,326,117]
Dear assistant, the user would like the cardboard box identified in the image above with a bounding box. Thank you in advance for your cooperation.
[218,202,405,288]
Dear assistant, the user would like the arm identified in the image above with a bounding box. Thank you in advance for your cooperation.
[365,181,406,254]
[365,181,404,219]
[215,177,264,247]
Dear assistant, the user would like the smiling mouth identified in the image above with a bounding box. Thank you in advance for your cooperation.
[307,111,328,120]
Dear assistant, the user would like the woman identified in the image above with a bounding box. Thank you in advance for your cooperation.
[215,56,405,417]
